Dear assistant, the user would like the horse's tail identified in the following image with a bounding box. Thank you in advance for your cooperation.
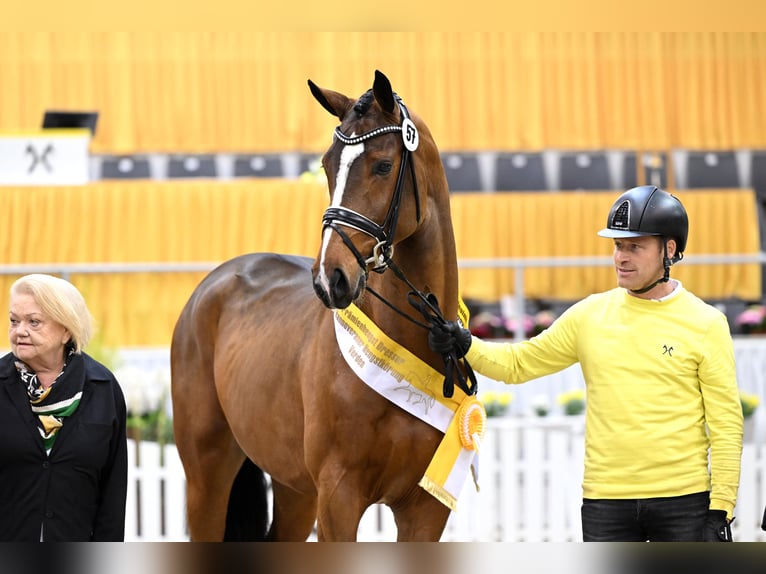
[224,458,270,541]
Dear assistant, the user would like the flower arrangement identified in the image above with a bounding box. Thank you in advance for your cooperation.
[530,394,551,417]
[115,365,174,444]
[529,310,556,337]
[479,390,514,417]
[468,311,507,339]
[557,388,586,416]
[469,309,559,339]
[740,391,760,418]
[735,304,766,335]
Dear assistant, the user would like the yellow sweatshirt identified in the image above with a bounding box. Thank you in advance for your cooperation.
[466,285,743,517]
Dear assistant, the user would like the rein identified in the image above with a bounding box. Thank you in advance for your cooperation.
[322,97,477,399]
[367,259,478,400]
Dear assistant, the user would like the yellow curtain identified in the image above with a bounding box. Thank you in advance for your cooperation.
[1,32,765,152]
[451,189,762,303]
[0,181,328,347]
[0,182,759,347]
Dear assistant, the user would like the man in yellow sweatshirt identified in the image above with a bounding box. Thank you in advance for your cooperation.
[430,185,743,542]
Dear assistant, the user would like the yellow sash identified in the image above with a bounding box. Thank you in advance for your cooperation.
[333,299,483,511]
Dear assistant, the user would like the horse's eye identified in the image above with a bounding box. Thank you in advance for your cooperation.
[375,161,393,176]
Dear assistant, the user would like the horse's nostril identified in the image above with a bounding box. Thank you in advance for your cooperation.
[329,268,350,306]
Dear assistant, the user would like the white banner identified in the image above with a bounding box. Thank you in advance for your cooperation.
[0,129,91,185]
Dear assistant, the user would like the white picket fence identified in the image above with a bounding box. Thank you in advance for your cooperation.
[125,416,766,542]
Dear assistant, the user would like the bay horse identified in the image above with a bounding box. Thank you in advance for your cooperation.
[170,70,471,541]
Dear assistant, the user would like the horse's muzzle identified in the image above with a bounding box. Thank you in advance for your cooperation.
[312,267,365,309]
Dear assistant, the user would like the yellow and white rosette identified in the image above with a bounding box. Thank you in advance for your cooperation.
[456,396,487,452]
[417,393,487,510]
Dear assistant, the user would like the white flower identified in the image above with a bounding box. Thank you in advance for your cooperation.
[115,365,166,417]
[531,394,551,416]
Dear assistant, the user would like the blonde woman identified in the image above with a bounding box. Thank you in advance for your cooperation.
[0,274,127,541]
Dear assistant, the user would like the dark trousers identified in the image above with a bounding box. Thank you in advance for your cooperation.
[581,491,710,542]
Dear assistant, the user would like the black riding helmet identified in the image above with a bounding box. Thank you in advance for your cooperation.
[598,186,688,294]
[597,185,688,264]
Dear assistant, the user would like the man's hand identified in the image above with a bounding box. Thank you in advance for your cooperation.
[702,510,733,542]
[428,320,472,358]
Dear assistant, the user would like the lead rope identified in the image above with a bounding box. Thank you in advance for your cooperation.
[366,256,478,399]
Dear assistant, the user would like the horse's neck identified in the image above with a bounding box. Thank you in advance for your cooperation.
[364,190,459,334]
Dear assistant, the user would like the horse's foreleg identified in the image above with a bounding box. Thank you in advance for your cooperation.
[315,501,366,542]
[390,490,451,541]
[314,476,371,541]
[268,480,318,541]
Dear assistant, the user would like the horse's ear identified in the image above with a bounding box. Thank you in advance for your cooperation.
[308,79,351,119]
[372,70,396,115]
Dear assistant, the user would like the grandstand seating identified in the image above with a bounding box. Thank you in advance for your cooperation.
[683,150,742,189]
[167,154,218,179]
[298,153,323,178]
[493,152,549,191]
[100,155,152,179]
[557,151,612,190]
[233,154,286,178]
[441,152,486,192]
[750,150,766,199]
[622,151,668,189]
[89,149,765,196]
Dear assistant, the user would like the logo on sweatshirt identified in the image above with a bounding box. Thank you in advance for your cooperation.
[662,344,674,357]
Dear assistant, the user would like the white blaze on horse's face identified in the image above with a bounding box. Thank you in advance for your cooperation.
[316,138,365,295]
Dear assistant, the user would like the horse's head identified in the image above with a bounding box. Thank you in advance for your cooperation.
[308,70,437,310]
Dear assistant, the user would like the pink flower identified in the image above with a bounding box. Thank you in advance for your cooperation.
[504,315,534,336]
[469,311,504,338]
[534,310,556,329]
[736,305,766,327]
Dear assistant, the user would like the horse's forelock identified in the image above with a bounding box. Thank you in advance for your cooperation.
[352,90,374,117]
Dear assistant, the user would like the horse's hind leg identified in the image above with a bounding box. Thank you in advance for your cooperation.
[268,480,318,541]
[172,328,248,541]
[182,434,247,541]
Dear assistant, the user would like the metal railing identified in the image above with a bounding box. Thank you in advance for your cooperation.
[0,251,764,341]
[458,252,766,340]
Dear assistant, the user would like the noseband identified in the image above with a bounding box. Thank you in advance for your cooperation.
[321,97,421,275]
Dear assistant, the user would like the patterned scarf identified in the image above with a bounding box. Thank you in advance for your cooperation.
[16,352,84,452]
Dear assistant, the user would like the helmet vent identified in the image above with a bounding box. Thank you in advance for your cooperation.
[611,200,630,229]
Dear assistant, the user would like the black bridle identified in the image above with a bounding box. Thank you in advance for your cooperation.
[320,97,477,399]
[322,97,420,274]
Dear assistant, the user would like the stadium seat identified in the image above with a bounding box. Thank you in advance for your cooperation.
[233,154,285,178]
[298,153,323,176]
[557,151,611,190]
[99,155,152,179]
[684,150,741,188]
[750,150,766,199]
[622,151,668,189]
[493,152,548,191]
[441,152,485,192]
[167,154,218,178]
